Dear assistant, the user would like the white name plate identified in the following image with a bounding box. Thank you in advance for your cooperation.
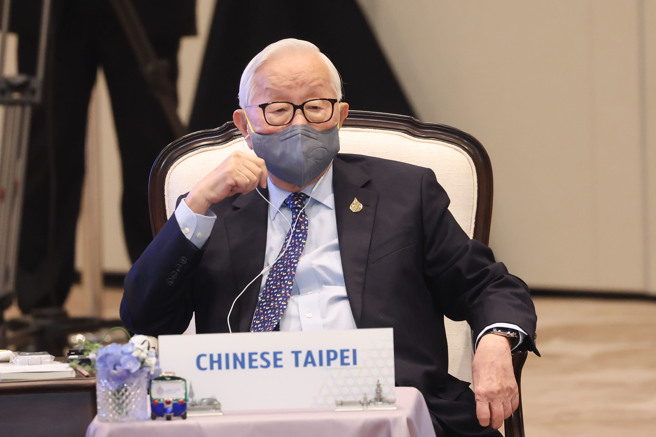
[158,328,395,411]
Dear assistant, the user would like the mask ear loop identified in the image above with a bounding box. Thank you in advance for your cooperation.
[225,167,329,333]
[241,109,254,147]
[337,102,342,129]
[243,109,256,133]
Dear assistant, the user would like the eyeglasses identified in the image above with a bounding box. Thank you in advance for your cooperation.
[249,98,338,126]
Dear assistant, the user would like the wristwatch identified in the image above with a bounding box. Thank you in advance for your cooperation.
[485,327,520,349]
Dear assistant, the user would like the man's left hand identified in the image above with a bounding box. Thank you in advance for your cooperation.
[471,333,519,429]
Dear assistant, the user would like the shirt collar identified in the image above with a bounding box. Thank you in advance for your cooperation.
[267,164,335,220]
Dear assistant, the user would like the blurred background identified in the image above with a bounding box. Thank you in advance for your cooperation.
[35,0,656,297]
[1,1,655,436]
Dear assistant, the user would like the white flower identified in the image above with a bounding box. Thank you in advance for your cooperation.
[133,349,148,361]
[130,335,153,349]
[144,357,157,370]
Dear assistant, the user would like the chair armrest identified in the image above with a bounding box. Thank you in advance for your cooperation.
[503,350,528,437]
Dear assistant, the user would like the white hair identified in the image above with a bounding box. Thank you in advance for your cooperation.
[238,38,343,108]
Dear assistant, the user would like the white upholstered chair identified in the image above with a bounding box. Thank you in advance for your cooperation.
[148,110,527,437]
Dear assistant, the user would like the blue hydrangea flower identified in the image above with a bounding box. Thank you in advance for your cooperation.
[95,336,161,386]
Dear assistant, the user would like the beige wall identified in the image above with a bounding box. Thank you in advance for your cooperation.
[358,0,655,294]
[50,0,656,295]
[646,2,656,295]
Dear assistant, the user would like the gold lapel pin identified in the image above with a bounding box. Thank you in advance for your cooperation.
[349,197,363,213]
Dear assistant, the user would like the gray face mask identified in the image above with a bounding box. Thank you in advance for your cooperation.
[250,124,340,188]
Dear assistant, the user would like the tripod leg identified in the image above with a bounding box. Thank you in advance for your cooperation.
[0,104,30,304]
[109,0,187,139]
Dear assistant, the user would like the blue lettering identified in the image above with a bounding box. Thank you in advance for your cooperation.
[340,349,349,366]
[273,351,283,368]
[248,352,258,368]
[303,350,317,367]
[260,351,271,368]
[318,349,323,366]
[233,353,245,369]
[196,354,207,371]
[326,349,338,366]
[209,353,221,370]
[291,350,301,367]
[196,351,291,371]
[353,348,357,365]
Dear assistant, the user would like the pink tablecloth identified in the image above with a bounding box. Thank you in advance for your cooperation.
[86,386,435,437]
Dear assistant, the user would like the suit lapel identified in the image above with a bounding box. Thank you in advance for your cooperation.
[223,189,269,332]
[333,157,377,326]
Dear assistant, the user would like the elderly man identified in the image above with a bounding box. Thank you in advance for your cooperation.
[121,38,538,436]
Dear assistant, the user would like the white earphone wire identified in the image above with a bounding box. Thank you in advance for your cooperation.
[225,164,330,333]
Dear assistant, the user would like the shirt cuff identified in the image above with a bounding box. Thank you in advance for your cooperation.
[174,198,216,249]
[475,323,527,352]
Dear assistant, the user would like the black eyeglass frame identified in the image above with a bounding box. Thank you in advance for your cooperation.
[248,98,339,126]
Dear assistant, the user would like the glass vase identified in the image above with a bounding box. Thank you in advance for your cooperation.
[96,370,149,422]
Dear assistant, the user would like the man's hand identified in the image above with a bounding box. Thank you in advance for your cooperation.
[185,151,268,214]
[471,333,519,429]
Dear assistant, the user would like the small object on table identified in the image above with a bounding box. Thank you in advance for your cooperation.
[150,375,189,420]
[11,352,54,366]
[0,350,14,362]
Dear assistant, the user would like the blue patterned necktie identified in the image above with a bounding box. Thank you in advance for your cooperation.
[251,192,309,332]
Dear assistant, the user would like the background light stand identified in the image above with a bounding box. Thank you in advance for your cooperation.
[0,0,184,355]
[0,0,51,351]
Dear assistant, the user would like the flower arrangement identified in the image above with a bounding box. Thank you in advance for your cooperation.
[95,335,161,385]
[68,329,160,380]
[93,334,162,422]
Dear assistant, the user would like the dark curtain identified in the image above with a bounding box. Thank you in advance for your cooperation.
[189,0,414,131]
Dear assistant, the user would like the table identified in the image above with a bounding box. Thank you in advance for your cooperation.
[0,374,96,437]
[86,386,436,437]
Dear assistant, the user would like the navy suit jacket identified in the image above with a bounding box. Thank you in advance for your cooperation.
[121,153,537,435]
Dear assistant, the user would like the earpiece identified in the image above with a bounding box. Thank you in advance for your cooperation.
[225,164,331,333]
